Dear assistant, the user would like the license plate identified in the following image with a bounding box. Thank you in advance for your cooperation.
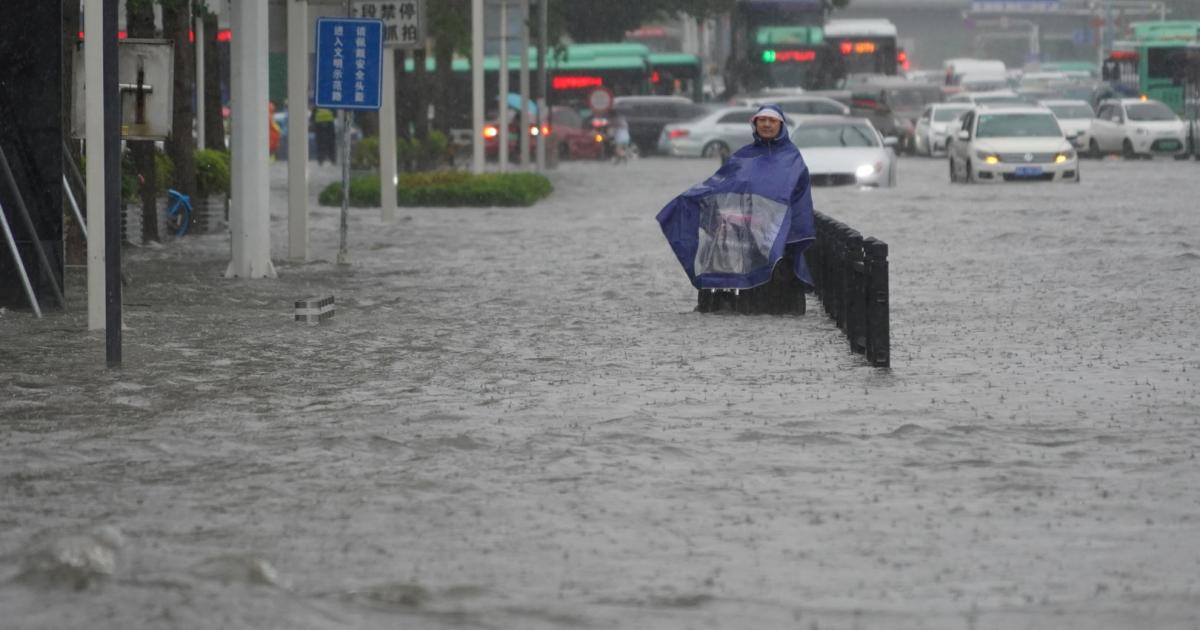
[1014,166,1042,177]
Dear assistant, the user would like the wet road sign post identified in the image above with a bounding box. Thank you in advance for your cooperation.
[314,17,384,264]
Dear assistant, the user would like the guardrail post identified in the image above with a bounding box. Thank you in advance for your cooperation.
[845,229,865,354]
[864,237,890,368]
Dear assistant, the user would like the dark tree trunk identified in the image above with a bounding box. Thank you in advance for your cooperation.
[162,0,195,198]
[127,0,159,243]
[202,10,225,152]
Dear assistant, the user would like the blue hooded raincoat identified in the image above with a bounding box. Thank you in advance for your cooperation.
[656,104,815,290]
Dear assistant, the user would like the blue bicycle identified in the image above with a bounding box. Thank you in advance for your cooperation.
[164,188,193,237]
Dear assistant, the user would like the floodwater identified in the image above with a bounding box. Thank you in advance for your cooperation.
[2,153,1199,629]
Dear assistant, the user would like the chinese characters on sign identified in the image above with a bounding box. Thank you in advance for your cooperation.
[314,18,384,110]
[970,0,1061,12]
[351,1,425,49]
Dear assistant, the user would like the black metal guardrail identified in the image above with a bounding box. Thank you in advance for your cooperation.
[804,211,890,368]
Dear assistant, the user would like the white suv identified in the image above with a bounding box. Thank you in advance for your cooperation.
[1088,98,1187,159]
[948,105,1079,183]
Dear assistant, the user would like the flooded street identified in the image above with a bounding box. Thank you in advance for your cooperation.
[3,154,1200,629]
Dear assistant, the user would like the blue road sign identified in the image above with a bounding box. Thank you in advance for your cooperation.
[314,18,384,110]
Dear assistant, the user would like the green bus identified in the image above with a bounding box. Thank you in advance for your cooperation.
[403,43,656,126]
[1103,21,1200,114]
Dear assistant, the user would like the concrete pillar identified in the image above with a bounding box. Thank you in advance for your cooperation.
[287,0,310,260]
[227,0,276,279]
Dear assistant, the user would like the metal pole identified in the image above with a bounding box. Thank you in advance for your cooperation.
[0,200,41,317]
[498,0,509,172]
[63,175,87,239]
[287,0,310,260]
[471,0,485,174]
[338,0,351,265]
[103,0,121,367]
[519,0,530,169]
[535,0,546,171]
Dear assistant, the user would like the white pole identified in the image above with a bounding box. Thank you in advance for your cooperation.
[498,0,509,172]
[226,0,277,279]
[380,50,397,223]
[86,0,105,330]
[287,0,309,260]
[196,14,206,151]
[0,200,41,317]
[519,0,530,169]
[471,0,484,174]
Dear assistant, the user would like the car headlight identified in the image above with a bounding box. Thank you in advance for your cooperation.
[855,163,879,179]
[1054,151,1075,163]
[1135,127,1149,136]
[975,150,999,164]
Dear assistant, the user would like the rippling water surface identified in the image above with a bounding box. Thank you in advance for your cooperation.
[2,156,1199,629]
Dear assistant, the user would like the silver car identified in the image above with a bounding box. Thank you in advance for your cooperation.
[790,116,897,187]
[658,106,758,158]
[1040,99,1094,152]
[914,103,972,156]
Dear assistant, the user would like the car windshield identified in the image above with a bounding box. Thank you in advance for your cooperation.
[934,107,971,122]
[976,113,1063,138]
[792,124,879,148]
[1046,104,1093,119]
[1126,102,1177,121]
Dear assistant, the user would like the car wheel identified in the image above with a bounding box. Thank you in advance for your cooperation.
[702,141,730,160]
[1122,139,1137,160]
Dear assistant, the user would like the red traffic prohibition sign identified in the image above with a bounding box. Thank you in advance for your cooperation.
[587,87,614,113]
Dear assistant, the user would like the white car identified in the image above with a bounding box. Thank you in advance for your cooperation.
[1040,99,1094,151]
[914,103,973,156]
[657,106,758,158]
[790,116,897,187]
[1088,98,1187,159]
[948,105,1079,183]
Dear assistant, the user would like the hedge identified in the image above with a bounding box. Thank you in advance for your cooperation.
[318,171,553,207]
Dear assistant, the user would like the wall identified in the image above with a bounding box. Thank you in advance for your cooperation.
[0,1,63,309]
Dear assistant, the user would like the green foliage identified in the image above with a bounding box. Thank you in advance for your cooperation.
[351,136,381,170]
[318,171,553,208]
[193,149,231,198]
[155,150,174,195]
[421,130,450,165]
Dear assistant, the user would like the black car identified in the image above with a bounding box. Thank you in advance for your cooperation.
[613,95,708,155]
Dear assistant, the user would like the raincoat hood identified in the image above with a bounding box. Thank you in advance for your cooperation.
[751,104,791,146]
[656,104,816,291]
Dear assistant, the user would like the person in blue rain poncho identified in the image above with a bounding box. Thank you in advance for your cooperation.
[656,104,815,313]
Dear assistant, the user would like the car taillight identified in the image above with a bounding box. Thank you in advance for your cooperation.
[594,133,604,143]
[541,125,551,136]
[483,125,498,139]
[669,129,689,139]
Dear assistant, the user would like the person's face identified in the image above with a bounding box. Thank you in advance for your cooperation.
[755,116,782,139]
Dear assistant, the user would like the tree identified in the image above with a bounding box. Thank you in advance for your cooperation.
[161,0,195,200]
